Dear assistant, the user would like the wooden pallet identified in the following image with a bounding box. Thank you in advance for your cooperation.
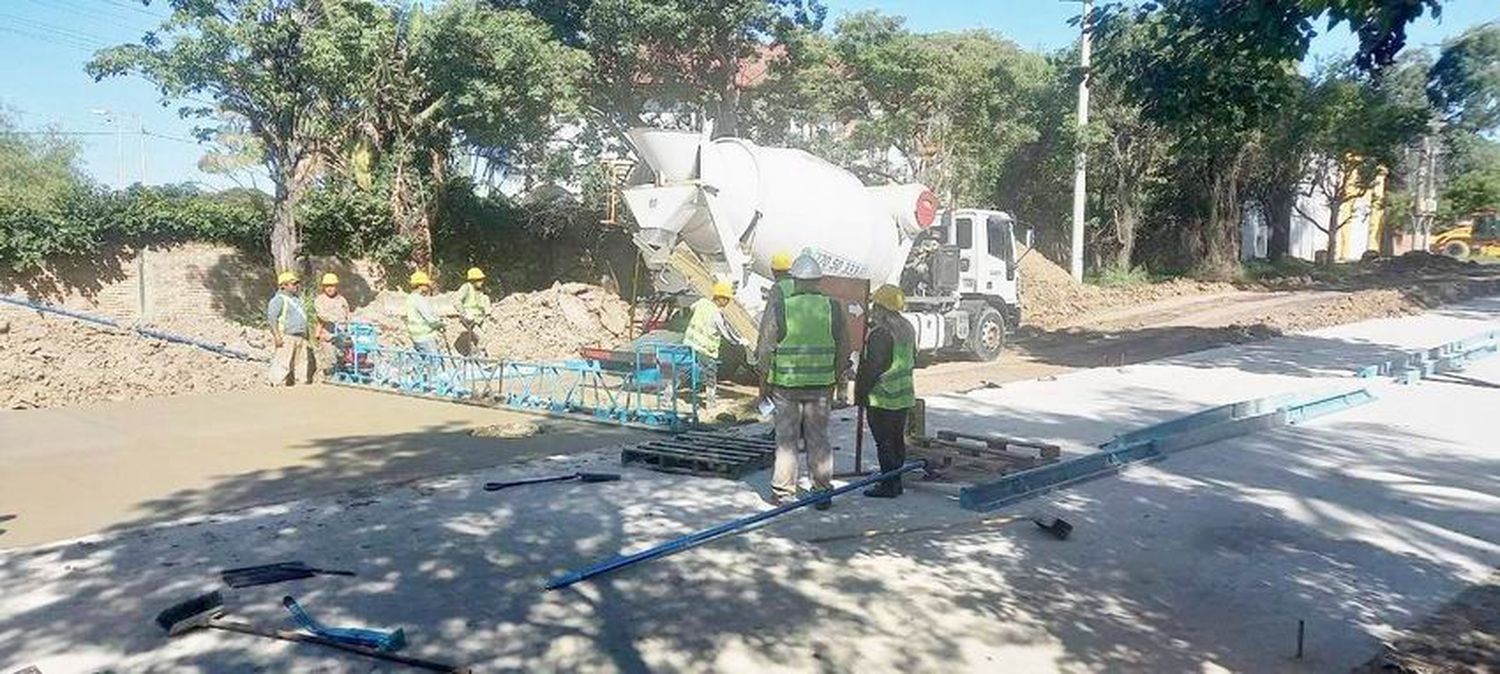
[621,430,778,478]
[913,429,1062,481]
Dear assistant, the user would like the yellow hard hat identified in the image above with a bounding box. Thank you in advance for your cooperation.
[276,271,299,285]
[409,270,431,287]
[872,284,905,312]
[466,267,486,281]
[711,280,733,299]
[320,272,339,286]
[770,252,794,272]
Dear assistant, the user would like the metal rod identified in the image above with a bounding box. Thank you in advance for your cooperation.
[1295,619,1304,658]
[544,460,928,590]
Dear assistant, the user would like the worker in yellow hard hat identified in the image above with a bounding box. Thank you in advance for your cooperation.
[682,279,743,406]
[265,270,311,386]
[405,270,444,354]
[313,272,352,375]
[454,267,492,356]
[855,284,915,498]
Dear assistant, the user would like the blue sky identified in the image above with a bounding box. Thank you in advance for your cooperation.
[1,0,1495,190]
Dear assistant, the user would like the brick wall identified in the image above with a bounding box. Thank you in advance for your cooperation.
[0,243,390,325]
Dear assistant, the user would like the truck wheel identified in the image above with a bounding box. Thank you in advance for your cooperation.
[966,307,1005,361]
[1443,241,1471,259]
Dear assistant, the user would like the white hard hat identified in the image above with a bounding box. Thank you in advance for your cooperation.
[788,253,823,280]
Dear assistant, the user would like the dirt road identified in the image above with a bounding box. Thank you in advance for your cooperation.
[918,288,1433,395]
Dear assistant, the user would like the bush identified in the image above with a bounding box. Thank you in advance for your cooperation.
[0,184,270,272]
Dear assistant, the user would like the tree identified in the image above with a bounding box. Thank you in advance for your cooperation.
[0,109,84,212]
[89,0,389,272]
[1428,22,1500,134]
[1096,0,1439,273]
[328,2,587,267]
[1292,64,1428,264]
[505,0,824,137]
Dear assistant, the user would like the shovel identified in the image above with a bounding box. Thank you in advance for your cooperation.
[483,472,621,492]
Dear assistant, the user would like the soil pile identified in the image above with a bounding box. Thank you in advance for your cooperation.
[0,305,264,410]
[1017,249,1234,329]
[352,282,632,361]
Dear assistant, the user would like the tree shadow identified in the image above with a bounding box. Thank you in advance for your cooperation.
[0,242,135,302]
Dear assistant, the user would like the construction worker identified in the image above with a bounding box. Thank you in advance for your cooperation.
[855,284,916,498]
[455,267,491,356]
[406,271,444,353]
[763,251,796,318]
[265,271,311,386]
[313,273,351,375]
[756,253,846,508]
[682,280,738,405]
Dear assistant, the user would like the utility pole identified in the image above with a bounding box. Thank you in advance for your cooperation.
[1069,0,1093,281]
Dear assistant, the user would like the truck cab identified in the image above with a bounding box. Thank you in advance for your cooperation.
[902,208,1024,361]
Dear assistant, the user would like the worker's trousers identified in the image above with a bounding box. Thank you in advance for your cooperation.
[771,388,833,500]
[267,337,311,386]
[866,406,909,492]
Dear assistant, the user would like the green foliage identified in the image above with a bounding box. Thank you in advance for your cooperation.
[0,111,84,212]
[1428,22,1500,133]
[0,184,269,272]
[1440,165,1500,221]
[1087,265,1155,287]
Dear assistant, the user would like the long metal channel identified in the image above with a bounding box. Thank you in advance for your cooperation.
[545,461,929,591]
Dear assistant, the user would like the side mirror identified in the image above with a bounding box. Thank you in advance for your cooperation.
[960,258,971,272]
[1024,225,1035,249]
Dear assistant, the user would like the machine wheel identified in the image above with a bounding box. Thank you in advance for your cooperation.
[1443,240,1471,259]
[966,306,1006,361]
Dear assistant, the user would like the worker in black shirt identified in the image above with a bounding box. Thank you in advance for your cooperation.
[855,284,917,498]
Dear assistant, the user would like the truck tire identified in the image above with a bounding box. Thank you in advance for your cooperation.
[1442,240,1471,259]
[966,306,1005,361]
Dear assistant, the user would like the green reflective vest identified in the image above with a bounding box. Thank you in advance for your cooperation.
[868,332,916,410]
[406,294,438,342]
[458,282,490,321]
[683,297,721,360]
[770,292,837,388]
[774,278,794,302]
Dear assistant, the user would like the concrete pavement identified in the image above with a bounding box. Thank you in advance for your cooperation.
[0,385,646,548]
[2,300,1498,672]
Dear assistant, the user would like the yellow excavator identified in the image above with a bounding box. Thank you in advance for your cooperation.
[1432,211,1500,258]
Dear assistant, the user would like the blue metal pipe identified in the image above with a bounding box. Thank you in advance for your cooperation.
[544,460,928,591]
[1,294,265,362]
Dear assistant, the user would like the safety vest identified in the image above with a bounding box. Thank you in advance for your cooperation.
[458,282,490,321]
[774,278,794,303]
[682,298,722,360]
[770,292,837,388]
[406,294,437,342]
[868,329,916,410]
[275,292,306,335]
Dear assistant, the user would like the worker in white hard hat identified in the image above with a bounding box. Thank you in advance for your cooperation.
[682,280,741,406]
[455,267,492,356]
[265,270,311,386]
[756,252,846,508]
[313,272,352,376]
[855,284,916,498]
[406,270,444,354]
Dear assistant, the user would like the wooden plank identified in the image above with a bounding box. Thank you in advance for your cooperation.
[645,442,764,461]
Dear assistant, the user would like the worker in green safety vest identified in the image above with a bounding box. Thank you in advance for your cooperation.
[406,270,444,353]
[855,284,917,498]
[756,252,846,508]
[455,267,492,356]
[682,280,739,405]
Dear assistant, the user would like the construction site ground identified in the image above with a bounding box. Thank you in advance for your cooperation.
[4,297,1500,672]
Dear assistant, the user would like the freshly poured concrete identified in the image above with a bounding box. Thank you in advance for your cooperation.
[0,386,646,547]
[2,300,1498,672]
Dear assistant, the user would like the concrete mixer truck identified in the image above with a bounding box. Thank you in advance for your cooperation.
[619,128,1024,362]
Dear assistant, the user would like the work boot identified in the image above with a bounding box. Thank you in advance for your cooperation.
[813,492,833,511]
[863,483,899,499]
